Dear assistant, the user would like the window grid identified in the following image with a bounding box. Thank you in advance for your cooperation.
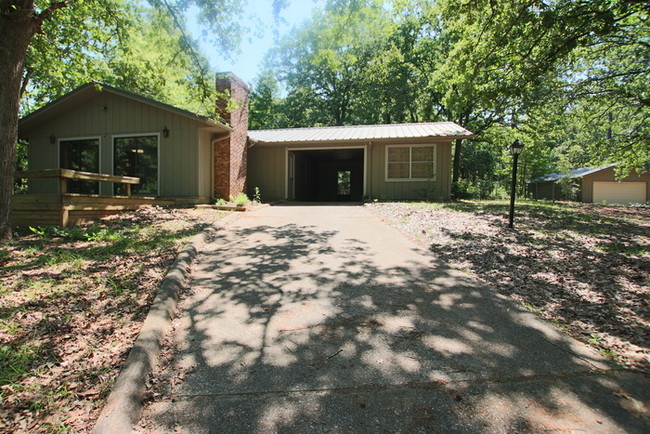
[386,145,435,181]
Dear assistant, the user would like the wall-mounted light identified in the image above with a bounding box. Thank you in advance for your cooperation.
[163,126,169,138]
[49,135,56,144]
[100,105,108,111]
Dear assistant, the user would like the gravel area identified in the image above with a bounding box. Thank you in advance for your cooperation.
[365,201,650,372]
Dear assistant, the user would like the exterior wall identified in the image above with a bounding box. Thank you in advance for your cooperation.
[368,139,452,200]
[247,138,454,201]
[23,92,207,200]
[527,181,557,200]
[198,129,214,199]
[582,167,650,203]
[214,73,249,199]
[247,145,286,200]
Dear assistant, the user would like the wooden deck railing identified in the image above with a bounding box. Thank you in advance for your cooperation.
[15,168,140,196]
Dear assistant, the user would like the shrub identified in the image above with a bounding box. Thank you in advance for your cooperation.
[230,193,250,207]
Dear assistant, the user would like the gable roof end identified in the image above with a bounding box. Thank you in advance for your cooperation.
[18,82,230,136]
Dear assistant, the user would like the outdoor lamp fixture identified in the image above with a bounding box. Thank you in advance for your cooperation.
[162,126,169,138]
[508,139,524,228]
[49,135,56,144]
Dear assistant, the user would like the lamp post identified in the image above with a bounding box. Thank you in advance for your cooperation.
[508,139,524,228]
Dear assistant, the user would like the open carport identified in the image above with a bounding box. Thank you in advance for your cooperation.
[289,148,364,202]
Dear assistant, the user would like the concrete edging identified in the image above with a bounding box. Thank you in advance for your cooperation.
[92,213,239,433]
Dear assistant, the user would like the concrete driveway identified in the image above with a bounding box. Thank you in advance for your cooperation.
[141,205,649,432]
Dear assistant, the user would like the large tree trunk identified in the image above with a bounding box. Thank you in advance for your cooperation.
[0,2,48,241]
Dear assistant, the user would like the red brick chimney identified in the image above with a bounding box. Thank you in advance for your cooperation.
[214,72,249,200]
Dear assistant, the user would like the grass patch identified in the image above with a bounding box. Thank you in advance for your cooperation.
[595,242,649,255]
[0,343,40,385]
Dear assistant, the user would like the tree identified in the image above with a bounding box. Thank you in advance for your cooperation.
[266,0,393,126]
[0,0,245,242]
[429,0,645,190]
[249,69,288,129]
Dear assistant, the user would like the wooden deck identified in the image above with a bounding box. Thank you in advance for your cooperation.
[12,169,175,227]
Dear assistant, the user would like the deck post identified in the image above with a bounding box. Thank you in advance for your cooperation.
[59,177,67,194]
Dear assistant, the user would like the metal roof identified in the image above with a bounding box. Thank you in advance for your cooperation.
[248,122,474,143]
[529,164,616,183]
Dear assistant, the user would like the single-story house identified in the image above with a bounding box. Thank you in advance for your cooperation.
[527,164,649,204]
[17,78,247,203]
[15,74,473,226]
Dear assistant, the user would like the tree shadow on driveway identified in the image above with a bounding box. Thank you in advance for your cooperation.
[142,210,650,433]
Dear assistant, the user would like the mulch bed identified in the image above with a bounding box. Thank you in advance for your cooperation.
[0,206,224,432]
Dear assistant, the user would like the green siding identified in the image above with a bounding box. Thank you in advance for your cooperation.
[23,92,206,198]
[248,139,454,201]
[369,141,452,200]
[248,146,286,200]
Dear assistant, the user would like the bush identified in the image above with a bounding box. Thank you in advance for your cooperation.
[229,193,251,207]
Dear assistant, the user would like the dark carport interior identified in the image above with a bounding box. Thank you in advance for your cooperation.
[290,149,364,201]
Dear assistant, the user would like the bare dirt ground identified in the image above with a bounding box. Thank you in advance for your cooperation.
[366,200,649,372]
[0,206,224,433]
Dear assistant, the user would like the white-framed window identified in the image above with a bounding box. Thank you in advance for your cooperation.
[386,144,436,181]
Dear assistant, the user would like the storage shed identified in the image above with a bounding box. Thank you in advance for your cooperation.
[528,164,649,204]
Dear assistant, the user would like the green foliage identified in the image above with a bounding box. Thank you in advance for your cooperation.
[215,198,228,206]
[13,140,28,194]
[253,186,262,204]
[0,343,40,386]
[20,0,247,118]
[229,193,251,207]
[28,224,121,242]
[252,0,648,195]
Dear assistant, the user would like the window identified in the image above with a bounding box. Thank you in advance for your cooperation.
[60,138,99,194]
[113,135,158,195]
[386,145,435,181]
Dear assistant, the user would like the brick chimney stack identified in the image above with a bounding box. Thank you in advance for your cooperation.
[214,72,250,200]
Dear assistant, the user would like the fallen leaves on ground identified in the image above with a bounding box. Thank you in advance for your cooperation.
[0,206,225,433]
[366,201,649,372]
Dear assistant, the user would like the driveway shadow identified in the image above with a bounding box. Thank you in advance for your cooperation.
[142,208,650,433]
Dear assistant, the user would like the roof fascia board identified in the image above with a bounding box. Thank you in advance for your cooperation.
[248,135,471,147]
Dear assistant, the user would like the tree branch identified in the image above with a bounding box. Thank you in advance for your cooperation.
[34,1,67,33]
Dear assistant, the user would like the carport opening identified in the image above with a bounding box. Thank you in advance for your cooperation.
[289,149,364,201]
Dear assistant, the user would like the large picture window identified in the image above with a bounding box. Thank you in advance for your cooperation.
[113,135,158,195]
[386,145,436,181]
[60,138,99,194]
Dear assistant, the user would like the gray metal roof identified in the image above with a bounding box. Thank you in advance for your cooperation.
[529,164,616,183]
[248,122,474,143]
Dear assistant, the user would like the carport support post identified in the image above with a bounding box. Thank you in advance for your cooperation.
[508,140,524,229]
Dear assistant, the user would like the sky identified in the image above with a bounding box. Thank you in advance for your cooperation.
[188,0,324,86]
